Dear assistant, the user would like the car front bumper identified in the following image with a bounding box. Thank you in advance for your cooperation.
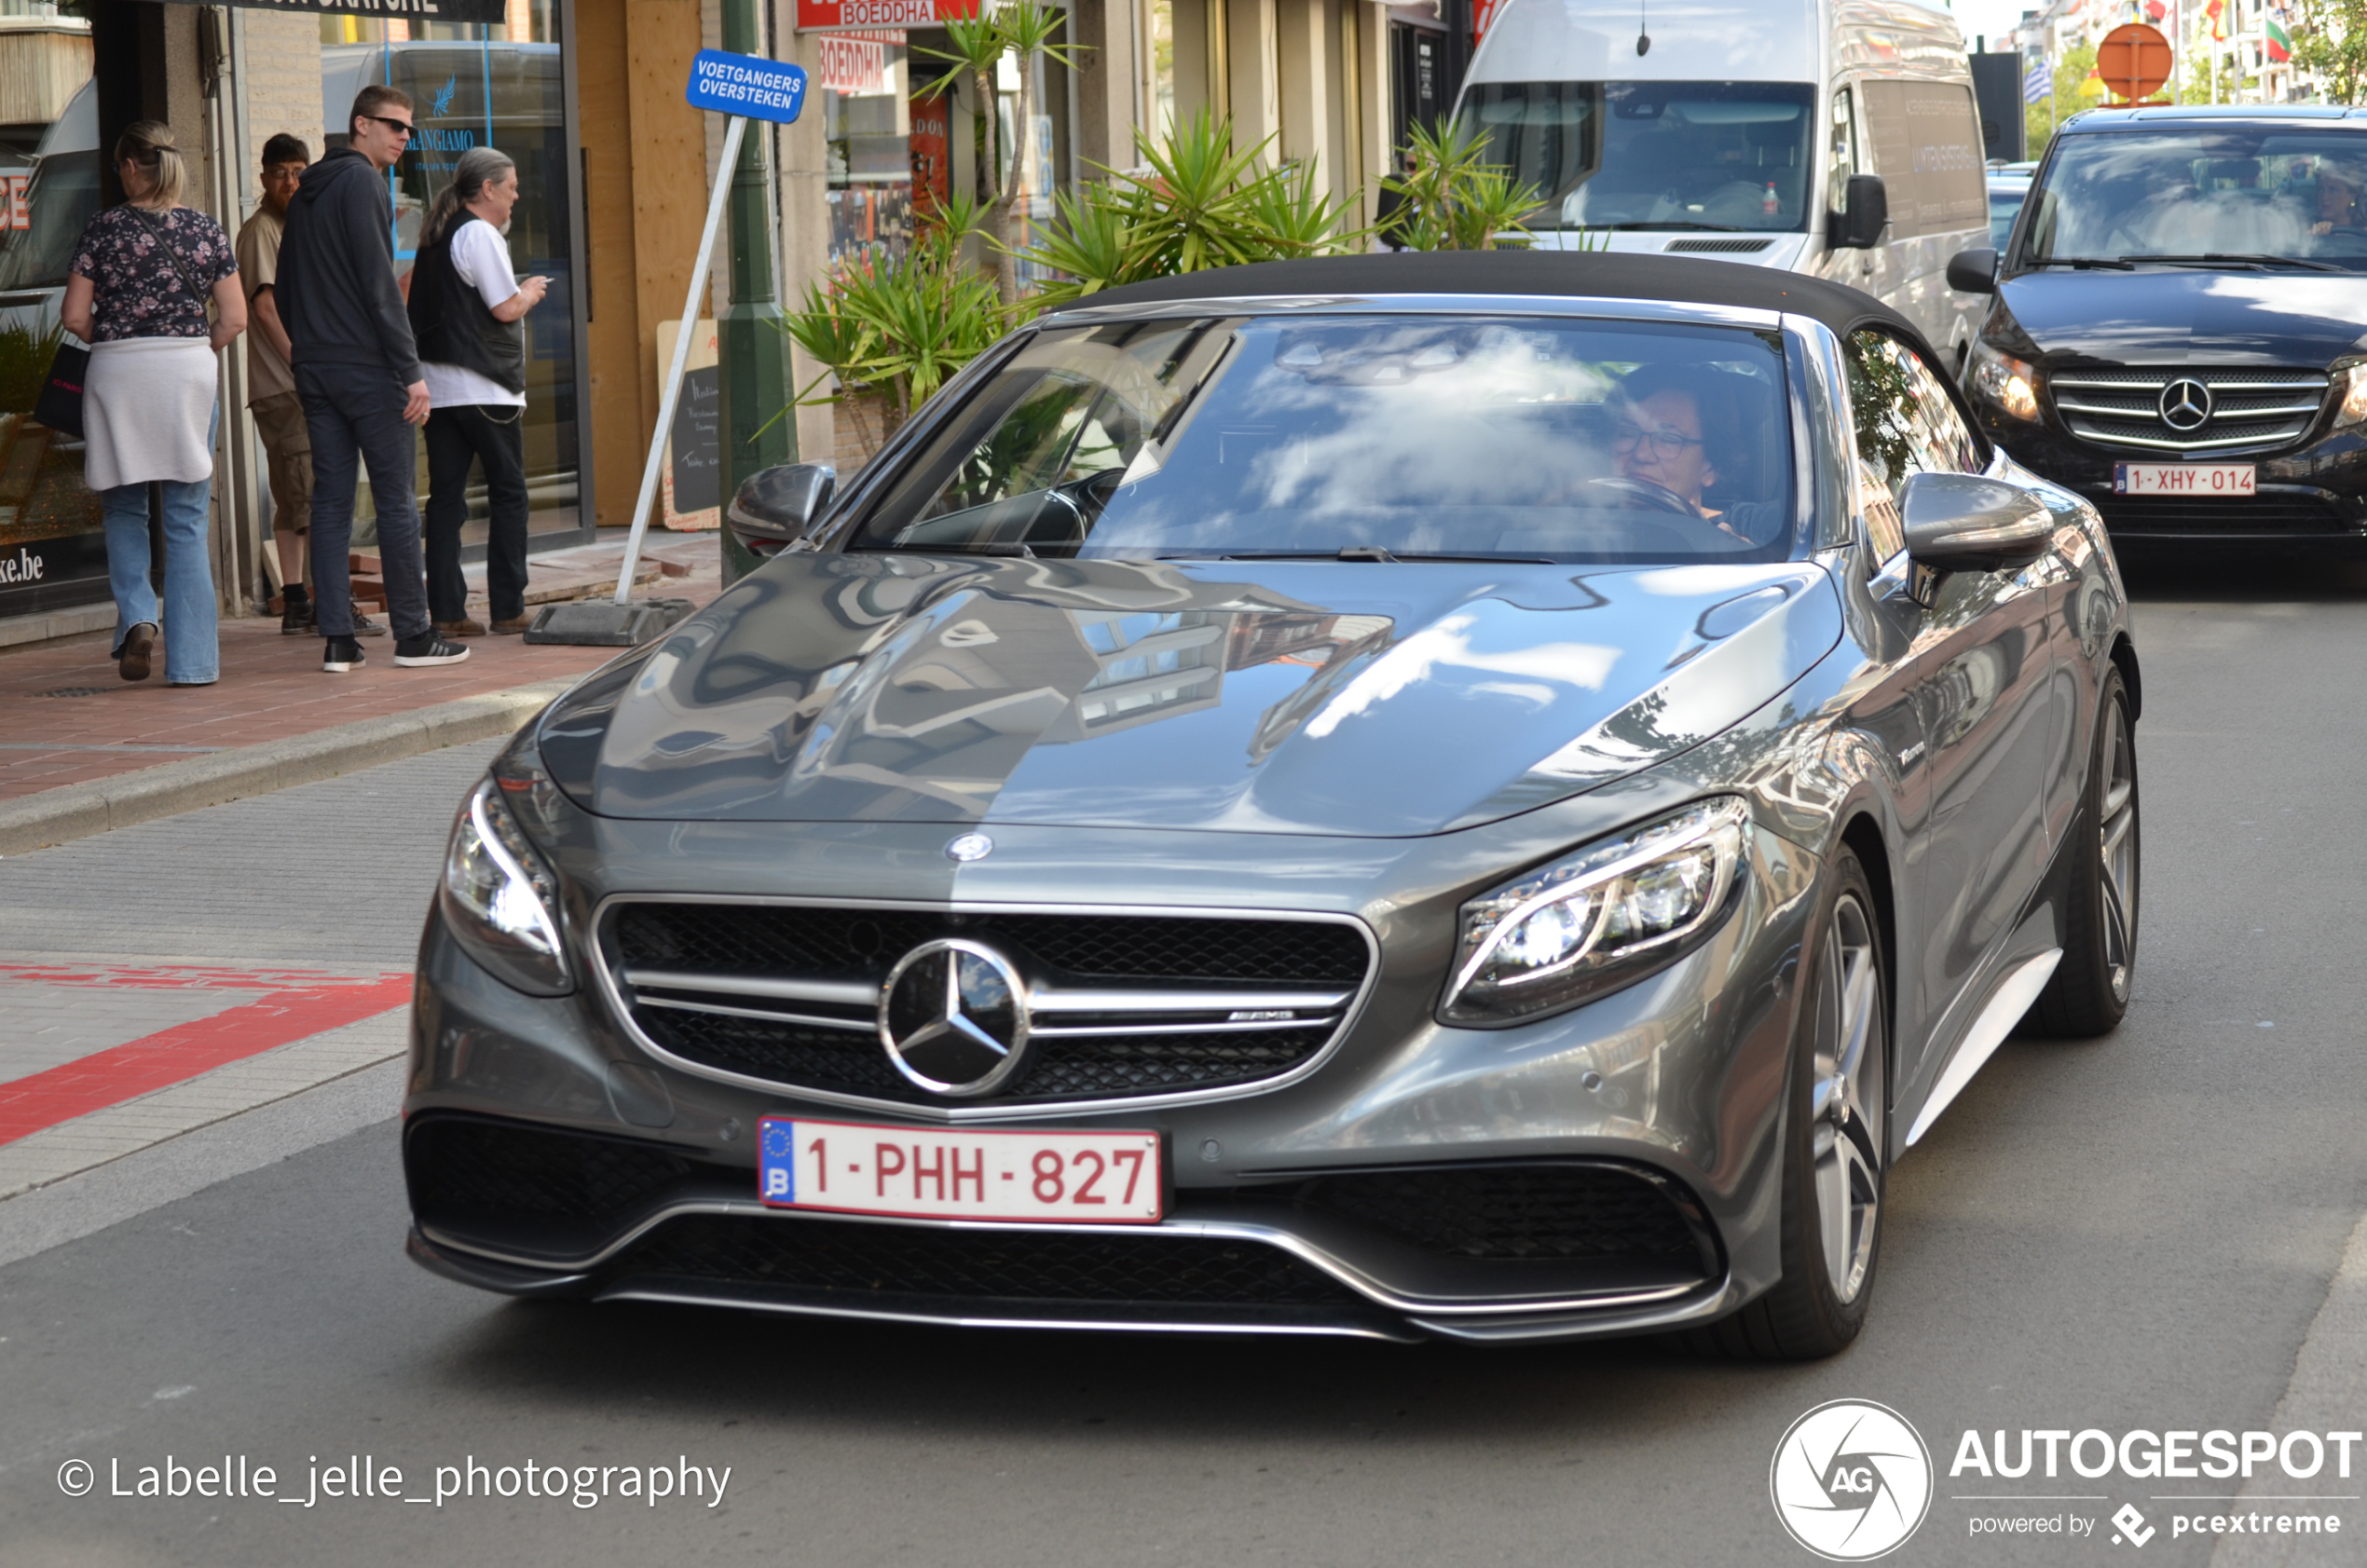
[1973,405,2367,544]
[401,810,1824,1344]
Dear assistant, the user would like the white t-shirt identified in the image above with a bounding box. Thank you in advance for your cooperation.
[419,216,526,409]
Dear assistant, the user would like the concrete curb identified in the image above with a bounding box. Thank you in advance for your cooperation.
[0,677,576,857]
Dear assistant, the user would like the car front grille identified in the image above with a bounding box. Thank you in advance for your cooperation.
[601,901,1373,1108]
[1278,1163,1717,1271]
[608,1214,1365,1307]
[2049,366,2328,454]
[2094,492,2356,536]
[405,1114,721,1253]
[408,1118,1724,1316]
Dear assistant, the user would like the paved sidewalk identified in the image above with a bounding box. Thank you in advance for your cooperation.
[0,535,723,805]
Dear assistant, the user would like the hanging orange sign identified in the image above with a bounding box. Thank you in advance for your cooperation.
[2096,22,2174,104]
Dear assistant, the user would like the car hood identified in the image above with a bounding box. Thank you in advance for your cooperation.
[1999,266,2367,364]
[539,554,1842,838]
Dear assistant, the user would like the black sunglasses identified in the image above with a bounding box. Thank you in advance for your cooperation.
[364,115,416,140]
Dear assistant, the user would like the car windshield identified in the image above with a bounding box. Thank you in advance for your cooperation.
[2022,128,2367,267]
[849,315,1799,564]
[1467,80,1815,232]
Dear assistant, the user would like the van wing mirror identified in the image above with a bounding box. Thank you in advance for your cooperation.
[1828,173,1889,251]
[727,463,836,556]
[1947,247,1999,293]
[1899,472,2053,588]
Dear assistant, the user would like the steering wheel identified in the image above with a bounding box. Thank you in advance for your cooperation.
[1588,475,1705,516]
[2321,225,2367,255]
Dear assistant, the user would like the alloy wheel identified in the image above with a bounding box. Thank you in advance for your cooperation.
[2098,697,2138,1005]
[1811,893,1883,1306]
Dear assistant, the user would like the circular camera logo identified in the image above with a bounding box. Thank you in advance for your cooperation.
[1770,1399,1933,1561]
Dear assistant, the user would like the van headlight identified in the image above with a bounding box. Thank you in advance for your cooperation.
[439,776,572,996]
[1969,341,2041,423]
[1440,798,1748,1026]
[2336,363,2367,429]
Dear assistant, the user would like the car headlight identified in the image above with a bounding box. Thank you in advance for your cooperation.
[1969,341,2040,423]
[1440,798,1749,1027]
[2336,363,2367,429]
[439,776,572,996]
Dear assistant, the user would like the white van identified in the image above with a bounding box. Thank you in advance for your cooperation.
[1457,0,1991,366]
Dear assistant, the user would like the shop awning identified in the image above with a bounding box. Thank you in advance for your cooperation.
[169,0,512,24]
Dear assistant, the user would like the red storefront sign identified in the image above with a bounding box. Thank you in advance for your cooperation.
[796,0,978,28]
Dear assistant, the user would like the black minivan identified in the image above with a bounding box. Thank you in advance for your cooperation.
[1950,105,2367,545]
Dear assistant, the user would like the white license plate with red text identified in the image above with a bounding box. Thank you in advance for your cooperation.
[757,1117,1163,1223]
[2114,462,2255,496]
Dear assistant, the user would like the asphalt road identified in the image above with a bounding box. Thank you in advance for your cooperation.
[3,555,2365,1568]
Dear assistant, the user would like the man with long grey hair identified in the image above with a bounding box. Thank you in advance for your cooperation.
[407,144,548,636]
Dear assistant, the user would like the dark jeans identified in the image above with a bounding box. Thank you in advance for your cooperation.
[423,402,528,623]
[296,361,429,641]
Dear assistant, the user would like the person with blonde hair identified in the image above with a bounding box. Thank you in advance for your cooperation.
[62,119,246,685]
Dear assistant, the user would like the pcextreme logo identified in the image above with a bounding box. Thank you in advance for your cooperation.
[1772,1399,1935,1561]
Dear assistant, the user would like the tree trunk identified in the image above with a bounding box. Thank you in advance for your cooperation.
[994,57,1031,305]
[974,62,1009,297]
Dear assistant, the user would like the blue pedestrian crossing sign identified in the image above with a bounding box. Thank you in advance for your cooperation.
[685,49,807,124]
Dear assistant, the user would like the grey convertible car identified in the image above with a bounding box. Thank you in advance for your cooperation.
[405,252,2140,1358]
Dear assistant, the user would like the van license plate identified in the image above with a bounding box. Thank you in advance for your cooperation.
[756,1116,1164,1223]
[2114,463,2255,496]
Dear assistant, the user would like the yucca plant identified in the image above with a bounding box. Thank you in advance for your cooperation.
[771,197,1005,456]
[1382,117,1551,251]
[1021,113,1369,307]
[920,1,1090,305]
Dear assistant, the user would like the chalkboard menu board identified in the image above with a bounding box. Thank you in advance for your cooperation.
[670,365,722,516]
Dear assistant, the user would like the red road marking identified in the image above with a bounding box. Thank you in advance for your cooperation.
[0,974,413,1147]
[0,963,400,991]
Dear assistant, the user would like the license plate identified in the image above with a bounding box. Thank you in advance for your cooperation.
[2114,462,2255,496]
[756,1116,1163,1223]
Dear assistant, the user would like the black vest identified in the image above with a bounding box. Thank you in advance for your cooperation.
[406,218,525,394]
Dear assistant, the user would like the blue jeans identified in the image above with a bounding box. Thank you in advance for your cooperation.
[103,436,220,686]
[298,361,429,641]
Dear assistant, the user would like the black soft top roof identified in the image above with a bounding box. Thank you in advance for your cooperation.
[1067,250,1935,358]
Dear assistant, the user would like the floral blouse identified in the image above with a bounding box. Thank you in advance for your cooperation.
[71,205,237,343]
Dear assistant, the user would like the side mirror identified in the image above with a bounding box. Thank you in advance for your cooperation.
[1899,472,2053,593]
[1827,173,1889,250]
[1947,247,2000,294]
[726,462,835,556]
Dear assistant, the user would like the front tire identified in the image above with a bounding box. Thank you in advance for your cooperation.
[2029,667,2138,1037]
[1692,852,1887,1360]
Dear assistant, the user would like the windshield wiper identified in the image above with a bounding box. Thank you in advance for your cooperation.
[1161,548,1553,565]
[2122,252,2342,272]
[2025,256,2136,270]
[1598,221,1748,233]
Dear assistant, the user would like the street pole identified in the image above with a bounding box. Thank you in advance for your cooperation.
[718,0,792,590]
[611,115,749,607]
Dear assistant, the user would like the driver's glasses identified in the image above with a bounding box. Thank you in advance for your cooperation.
[1612,421,1705,460]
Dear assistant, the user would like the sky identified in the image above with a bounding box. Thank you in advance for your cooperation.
[1948,0,2045,54]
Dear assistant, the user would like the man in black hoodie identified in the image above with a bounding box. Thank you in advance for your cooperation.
[277,85,467,673]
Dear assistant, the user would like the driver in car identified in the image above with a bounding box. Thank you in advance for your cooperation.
[2311,157,2362,238]
[1609,366,1784,543]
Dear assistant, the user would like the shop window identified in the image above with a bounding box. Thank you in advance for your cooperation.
[0,8,101,619]
[823,32,914,264]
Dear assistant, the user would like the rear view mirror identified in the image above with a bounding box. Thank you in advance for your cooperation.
[727,463,836,556]
[1899,471,2053,591]
[1947,247,1999,293]
[1828,173,1889,250]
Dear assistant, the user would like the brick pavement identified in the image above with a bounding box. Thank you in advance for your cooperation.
[0,536,723,802]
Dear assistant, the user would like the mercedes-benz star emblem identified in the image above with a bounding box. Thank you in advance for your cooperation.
[2158,377,2213,431]
[945,832,993,863]
[878,939,1031,1096]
